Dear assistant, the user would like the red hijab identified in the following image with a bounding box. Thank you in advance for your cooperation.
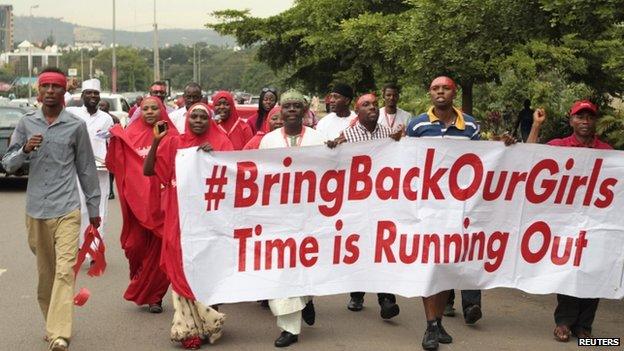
[156,102,233,299]
[124,96,178,150]
[211,91,254,150]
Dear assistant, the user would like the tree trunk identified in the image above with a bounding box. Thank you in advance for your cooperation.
[461,81,473,115]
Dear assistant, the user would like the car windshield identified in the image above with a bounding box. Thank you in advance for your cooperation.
[0,107,25,128]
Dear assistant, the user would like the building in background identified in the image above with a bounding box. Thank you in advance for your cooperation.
[73,27,103,50]
[0,40,61,76]
[0,5,13,53]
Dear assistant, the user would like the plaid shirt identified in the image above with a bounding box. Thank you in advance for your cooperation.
[343,121,393,143]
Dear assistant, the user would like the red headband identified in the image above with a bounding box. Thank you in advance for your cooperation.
[38,72,67,89]
[430,76,456,91]
[356,93,377,109]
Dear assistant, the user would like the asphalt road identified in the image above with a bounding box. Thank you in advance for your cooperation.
[1,177,622,351]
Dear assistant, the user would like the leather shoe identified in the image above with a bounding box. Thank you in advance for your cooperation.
[421,326,439,350]
[347,297,363,311]
[464,304,482,324]
[379,298,400,319]
[443,304,455,317]
[302,301,315,326]
[274,331,298,347]
[437,321,453,344]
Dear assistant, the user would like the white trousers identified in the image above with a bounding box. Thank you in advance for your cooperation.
[270,296,310,335]
[277,312,301,335]
[77,170,109,249]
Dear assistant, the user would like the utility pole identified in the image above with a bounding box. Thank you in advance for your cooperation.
[192,44,196,82]
[112,0,117,93]
[80,49,84,81]
[152,0,160,81]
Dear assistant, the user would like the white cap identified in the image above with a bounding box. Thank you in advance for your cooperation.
[82,79,101,92]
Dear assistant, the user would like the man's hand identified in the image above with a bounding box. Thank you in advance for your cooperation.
[89,216,101,229]
[390,130,403,142]
[23,134,43,153]
[500,132,517,146]
[197,143,214,152]
[326,134,346,149]
[533,108,546,126]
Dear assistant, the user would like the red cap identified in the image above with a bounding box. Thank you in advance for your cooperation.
[570,100,597,116]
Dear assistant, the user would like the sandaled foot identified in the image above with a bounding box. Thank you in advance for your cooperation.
[554,325,571,342]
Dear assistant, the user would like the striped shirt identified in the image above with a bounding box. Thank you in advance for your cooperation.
[343,121,393,143]
[407,107,480,140]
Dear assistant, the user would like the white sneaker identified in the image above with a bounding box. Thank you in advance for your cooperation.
[49,338,69,351]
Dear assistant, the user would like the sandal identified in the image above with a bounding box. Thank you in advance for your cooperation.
[553,325,571,342]
[181,336,202,350]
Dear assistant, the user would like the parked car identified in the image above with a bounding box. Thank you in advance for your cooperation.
[0,106,29,176]
[68,93,131,126]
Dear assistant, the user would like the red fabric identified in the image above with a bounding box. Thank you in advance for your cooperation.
[155,103,234,299]
[246,112,259,134]
[128,104,138,118]
[73,225,107,277]
[355,93,377,109]
[430,76,457,91]
[243,132,265,150]
[547,135,613,150]
[105,97,179,305]
[212,91,254,150]
[38,72,66,88]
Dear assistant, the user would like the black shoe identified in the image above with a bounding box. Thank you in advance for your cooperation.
[274,331,298,347]
[421,326,439,350]
[443,304,455,317]
[464,305,482,324]
[437,320,453,344]
[148,300,163,313]
[379,298,400,320]
[259,300,269,308]
[108,193,115,200]
[302,301,315,326]
[347,297,363,311]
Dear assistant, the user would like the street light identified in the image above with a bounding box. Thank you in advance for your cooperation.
[161,57,172,80]
[28,4,39,101]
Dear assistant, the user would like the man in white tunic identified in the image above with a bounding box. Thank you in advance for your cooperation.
[259,89,324,347]
[66,79,114,259]
[378,83,412,133]
[168,82,203,133]
[315,83,356,141]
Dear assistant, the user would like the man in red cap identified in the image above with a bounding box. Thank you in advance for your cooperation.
[2,67,101,351]
[527,100,612,342]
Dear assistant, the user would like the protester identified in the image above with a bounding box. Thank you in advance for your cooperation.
[302,95,319,128]
[64,77,78,105]
[406,76,481,351]
[212,91,254,150]
[243,106,283,150]
[128,81,174,124]
[526,100,612,342]
[97,99,120,200]
[379,83,412,133]
[327,93,402,319]
[144,103,231,349]
[128,95,144,117]
[514,99,534,142]
[315,83,357,141]
[169,82,204,133]
[66,79,114,262]
[2,67,101,351]
[259,89,324,347]
[106,96,178,313]
[247,87,278,134]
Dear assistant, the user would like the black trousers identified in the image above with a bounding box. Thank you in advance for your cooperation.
[350,292,396,305]
[447,289,481,311]
[554,294,599,332]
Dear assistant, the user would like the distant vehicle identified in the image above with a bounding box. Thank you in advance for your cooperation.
[250,96,260,105]
[68,93,131,126]
[8,98,36,109]
[0,106,29,176]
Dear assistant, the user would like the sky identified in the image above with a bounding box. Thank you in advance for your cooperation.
[6,0,294,31]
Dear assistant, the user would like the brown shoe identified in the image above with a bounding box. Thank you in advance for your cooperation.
[553,325,571,342]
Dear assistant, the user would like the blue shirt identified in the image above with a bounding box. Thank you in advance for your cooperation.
[407,107,480,140]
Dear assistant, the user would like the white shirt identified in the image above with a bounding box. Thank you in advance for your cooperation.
[378,106,412,133]
[66,106,114,169]
[169,106,187,133]
[315,111,357,141]
[260,126,325,149]
[64,92,73,105]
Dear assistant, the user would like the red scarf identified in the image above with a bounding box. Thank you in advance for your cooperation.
[155,103,234,299]
[212,91,254,150]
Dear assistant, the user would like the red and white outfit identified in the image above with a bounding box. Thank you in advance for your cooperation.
[212,91,254,150]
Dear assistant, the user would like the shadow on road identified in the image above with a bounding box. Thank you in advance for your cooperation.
[0,177,28,191]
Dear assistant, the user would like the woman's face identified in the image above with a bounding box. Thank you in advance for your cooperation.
[268,112,284,131]
[262,92,277,112]
[215,97,231,120]
[141,99,160,125]
[189,109,210,135]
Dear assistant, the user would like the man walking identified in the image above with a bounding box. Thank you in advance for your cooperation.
[169,82,203,133]
[2,67,101,351]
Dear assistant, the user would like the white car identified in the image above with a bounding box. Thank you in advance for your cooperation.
[68,92,131,126]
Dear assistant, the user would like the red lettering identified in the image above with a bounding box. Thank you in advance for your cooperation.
[299,237,319,267]
[594,178,617,208]
[233,227,253,271]
[265,238,297,269]
[318,170,345,217]
[449,153,483,200]
[526,159,558,203]
[234,161,258,207]
[521,221,551,263]
[573,231,587,266]
[293,171,316,204]
[550,236,573,265]
[375,220,396,263]
[422,148,447,200]
[375,167,401,200]
[483,171,508,201]
[485,231,508,272]
[348,155,372,200]
[583,159,603,206]
[402,167,420,200]
[343,234,360,264]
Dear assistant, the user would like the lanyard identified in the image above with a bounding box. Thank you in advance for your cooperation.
[281,126,306,147]
[383,107,397,128]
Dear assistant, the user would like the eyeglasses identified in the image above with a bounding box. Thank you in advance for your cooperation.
[262,87,277,93]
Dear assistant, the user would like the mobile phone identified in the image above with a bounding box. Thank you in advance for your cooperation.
[157,122,168,134]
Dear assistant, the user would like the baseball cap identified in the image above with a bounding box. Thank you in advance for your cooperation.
[570,100,597,115]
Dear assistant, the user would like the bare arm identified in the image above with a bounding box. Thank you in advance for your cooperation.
[526,108,546,144]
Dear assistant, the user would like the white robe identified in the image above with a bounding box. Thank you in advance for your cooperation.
[169,106,188,134]
[314,111,356,141]
[66,106,114,248]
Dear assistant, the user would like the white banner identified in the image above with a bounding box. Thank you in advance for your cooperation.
[175,138,624,305]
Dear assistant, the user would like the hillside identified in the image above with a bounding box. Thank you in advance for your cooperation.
[13,16,234,48]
